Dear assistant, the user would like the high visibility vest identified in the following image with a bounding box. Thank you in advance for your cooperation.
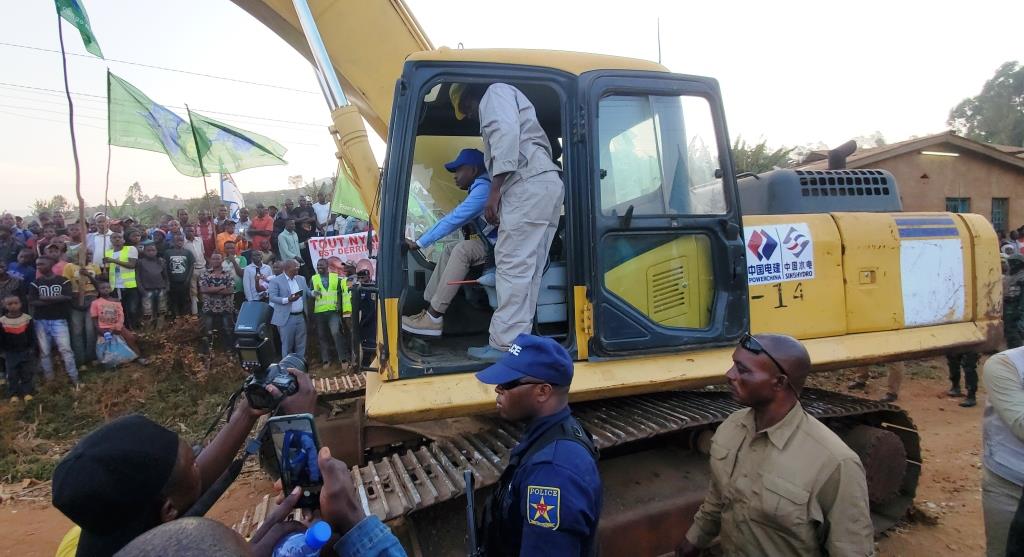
[105,247,136,288]
[312,273,340,314]
[340,278,351,315]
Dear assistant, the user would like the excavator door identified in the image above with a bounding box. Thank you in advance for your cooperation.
[577,71,747,355]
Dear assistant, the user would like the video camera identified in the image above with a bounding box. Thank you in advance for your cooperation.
[234,301,307,410]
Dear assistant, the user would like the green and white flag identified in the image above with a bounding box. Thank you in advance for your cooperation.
[54,0,103,58]
[188,110,287,174]
[332,160,369,220]
[107,72,204,177]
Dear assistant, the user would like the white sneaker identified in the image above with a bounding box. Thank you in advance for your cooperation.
[402,310,443,337]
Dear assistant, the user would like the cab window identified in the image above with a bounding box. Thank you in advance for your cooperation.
[598,95,726,216]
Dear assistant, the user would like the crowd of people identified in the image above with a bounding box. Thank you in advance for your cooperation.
[16,79,1024,555]
[0,193,372,403]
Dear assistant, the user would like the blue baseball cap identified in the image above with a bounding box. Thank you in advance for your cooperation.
[444,148,485,172]
[475,334,574,386]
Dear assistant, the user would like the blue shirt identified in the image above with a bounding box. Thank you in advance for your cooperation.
[12,227,33,245]
[416,176,494,249]
[505,407,603,556]
[333,516,407,557]
[7,262,34,284]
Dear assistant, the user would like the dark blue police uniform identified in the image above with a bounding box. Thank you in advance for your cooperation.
[475,334,603,557]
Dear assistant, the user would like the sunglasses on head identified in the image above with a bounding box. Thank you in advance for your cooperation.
[739,333,790,380]
[497,378,549,391]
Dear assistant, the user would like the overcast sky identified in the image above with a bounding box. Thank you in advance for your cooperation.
[2,0,1022,214]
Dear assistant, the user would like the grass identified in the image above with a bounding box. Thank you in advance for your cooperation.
[0,316,249,483]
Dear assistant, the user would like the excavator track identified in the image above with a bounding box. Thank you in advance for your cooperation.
[235,387,919,537]
[312,372,366,400]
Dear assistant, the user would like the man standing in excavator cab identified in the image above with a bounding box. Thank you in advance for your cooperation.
[402,148,494,337]
[677,333,874,557]
[450,83,563,362]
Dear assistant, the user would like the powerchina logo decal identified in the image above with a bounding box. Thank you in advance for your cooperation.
[744,223,815,285]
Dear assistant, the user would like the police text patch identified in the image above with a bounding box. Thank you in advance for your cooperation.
[526,485,560,530]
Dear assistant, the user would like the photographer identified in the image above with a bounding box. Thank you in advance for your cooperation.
[114,447,406,557]
[52,368,316,557]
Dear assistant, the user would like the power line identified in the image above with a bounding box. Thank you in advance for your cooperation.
[0,108,105,131]
[0,81,328,128]
[0,101,330,148]
[0,41,320,96]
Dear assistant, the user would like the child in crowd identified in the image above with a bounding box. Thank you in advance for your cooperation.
[90,280,146,363]
[164,234,195,319]
[46,243,68,276]
[199,252,235,350]
[136,242,169,330]
[0,294,35,402]
[0,261,24,304]
[63,248,101,370]
[28,255,78,386]
[8,248,36,283]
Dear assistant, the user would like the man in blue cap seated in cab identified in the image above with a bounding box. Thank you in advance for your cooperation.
[473,333,603,556]
[402,147,496,338]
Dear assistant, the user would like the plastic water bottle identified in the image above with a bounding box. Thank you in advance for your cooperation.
[103,331,112,342]
[272,520,332,557]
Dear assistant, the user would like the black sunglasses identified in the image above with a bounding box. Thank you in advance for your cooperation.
[497,378,548,391]
[739,333,789,380]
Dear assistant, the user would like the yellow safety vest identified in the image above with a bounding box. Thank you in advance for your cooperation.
[105,247,136,288]
[341,277,351,315]
[312,273,340,314]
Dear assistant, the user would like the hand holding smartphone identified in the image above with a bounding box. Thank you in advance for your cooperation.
[267,413,322,509]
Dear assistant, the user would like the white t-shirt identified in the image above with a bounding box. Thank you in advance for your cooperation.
[88,231,112,267]
[312,202,332,230]
[109,246,138,288]
[288,277,304,313]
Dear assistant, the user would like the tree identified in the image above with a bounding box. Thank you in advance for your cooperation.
[948,61,1024,147]
[31,195,77,218]
[124,181,149,205]
[851,131,887,149]
[302,177,335,201]
[731,137,796,175]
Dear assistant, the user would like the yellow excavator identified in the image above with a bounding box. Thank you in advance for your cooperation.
[232,1,1001,554]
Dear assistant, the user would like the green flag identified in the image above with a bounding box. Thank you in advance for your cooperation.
[54,0,103,58]
[107,72,204,177]
[188,110,287,174]
[332,160,369,220]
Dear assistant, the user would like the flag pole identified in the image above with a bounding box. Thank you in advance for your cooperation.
[104,68,111,216]
[185,105,214,215]
[56,11,88,269]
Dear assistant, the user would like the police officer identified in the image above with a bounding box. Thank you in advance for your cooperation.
[474,334,602,556]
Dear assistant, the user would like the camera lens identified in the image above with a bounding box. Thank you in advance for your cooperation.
[279,353,307,373]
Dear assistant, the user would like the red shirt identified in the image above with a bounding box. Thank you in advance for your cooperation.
[90,297,125,332]
[249,215,274,250]
[197,221,216,258]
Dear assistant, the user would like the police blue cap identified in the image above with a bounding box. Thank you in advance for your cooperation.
[475,334,573,386]
[443,148,485,172]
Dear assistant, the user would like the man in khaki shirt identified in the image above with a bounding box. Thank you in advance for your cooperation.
[450,82,563,362]
[677,333,875,557]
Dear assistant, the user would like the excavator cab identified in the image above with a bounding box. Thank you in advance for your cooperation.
[377,55,749,378]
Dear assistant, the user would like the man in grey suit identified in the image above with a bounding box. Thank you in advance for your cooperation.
[268,259,311,358]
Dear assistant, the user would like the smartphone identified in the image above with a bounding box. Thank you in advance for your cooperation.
[267,413,322,508]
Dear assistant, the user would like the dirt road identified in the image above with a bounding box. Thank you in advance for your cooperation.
[0,360,991,556]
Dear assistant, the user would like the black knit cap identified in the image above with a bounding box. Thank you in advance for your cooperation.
[52,414,180,557]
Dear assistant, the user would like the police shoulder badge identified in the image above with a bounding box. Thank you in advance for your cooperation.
[526,485,560,530]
